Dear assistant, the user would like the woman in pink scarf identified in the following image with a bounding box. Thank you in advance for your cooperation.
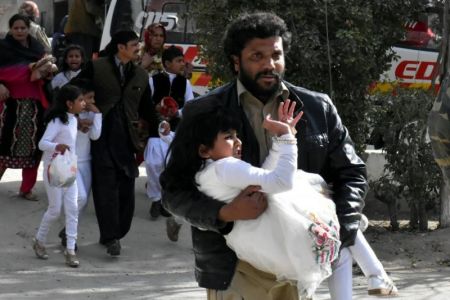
[0,14,50,201]
[140,23,166,75]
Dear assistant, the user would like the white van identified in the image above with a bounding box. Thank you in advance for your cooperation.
[100,0,210,96]
[373,10,440,92]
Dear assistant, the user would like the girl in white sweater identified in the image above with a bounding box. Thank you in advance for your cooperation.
[33,84,86,267]
[57,79,102,248]
[51,45,85,89]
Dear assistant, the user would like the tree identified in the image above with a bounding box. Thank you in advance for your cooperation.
[187,0,425,152]
[371,87,441,231]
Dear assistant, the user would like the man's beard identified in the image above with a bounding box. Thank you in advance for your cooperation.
[239,66,283,103]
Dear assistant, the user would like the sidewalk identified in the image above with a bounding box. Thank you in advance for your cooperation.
[1,165,450,299]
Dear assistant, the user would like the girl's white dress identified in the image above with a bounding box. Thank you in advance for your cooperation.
[51,70,81,89]
[195,134,341,297]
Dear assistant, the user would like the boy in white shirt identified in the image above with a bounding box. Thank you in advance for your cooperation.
[145,45,194,223]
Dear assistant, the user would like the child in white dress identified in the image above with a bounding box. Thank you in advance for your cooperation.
[51,45,85,89]
[166,100,340,298]
[164,100,398,298]
[33,84,86,267]
[57,78,102,248]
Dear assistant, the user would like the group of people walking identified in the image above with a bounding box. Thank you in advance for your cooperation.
[0,3,399,299]
[0,10,190,264]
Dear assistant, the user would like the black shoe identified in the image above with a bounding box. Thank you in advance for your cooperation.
[166,217,182,242]
[149,200,162,220]
[106,239,121,257]
[59,227,77,251]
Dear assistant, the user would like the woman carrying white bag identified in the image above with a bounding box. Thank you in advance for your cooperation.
[33,84,85,268]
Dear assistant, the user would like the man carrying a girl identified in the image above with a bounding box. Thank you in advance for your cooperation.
[161,12,374,300]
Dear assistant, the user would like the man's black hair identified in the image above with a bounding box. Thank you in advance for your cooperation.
[103,30,138,56]
[162,45,184,67]
[223,12,292,73]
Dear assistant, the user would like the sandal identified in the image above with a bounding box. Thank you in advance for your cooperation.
[64,250,80,268]
[19,191,38,201]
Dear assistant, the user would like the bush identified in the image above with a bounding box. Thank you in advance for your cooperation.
[369,87,441,230]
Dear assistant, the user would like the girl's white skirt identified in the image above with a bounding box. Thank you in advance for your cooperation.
[225,171,341,298]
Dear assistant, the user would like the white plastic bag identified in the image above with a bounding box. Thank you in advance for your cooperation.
[47,150,77,187]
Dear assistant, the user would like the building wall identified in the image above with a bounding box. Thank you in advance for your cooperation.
[0,0,68,38]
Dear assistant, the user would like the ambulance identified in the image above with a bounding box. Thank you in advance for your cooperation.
[374,10,440,92]
[100,0,211,96]
[101,1,441,95]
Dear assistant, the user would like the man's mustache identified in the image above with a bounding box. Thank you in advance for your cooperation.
[255,71,281,80]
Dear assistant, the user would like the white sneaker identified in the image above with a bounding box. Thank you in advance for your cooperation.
[359,214,369,232]
[32,238,48,260]
[368,275,398,296]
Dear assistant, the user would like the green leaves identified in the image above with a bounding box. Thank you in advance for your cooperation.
[187,0,424,152]
[369,87,441,208]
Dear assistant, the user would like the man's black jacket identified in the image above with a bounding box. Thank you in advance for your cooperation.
[161,80,368,290]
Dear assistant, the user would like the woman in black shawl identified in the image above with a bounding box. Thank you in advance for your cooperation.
[0,14,49,201]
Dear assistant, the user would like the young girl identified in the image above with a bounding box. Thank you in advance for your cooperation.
[164,100,398,298]
[164,100,340,298]
[57,78,102,248]
[33,84,86,268]
[51,44,85,89]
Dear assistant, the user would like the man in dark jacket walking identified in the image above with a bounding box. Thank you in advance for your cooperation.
[76,30,158,257]
[161,12,367,299]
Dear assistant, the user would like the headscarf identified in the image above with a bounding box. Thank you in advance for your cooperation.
[143,23,166,56]
[0,33,45,67]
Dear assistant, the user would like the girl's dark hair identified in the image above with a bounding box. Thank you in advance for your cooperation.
[60,44,86,72]
[45,84,82,124]
[161,98,241,191]
[9,14,30,28]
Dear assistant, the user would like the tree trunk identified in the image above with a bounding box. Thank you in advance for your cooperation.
[410,202,418,230]
[418,201,428,231]
[440,180,450,228]
[387,200,399,231]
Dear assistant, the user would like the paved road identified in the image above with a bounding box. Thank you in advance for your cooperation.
[1,165,450,299]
